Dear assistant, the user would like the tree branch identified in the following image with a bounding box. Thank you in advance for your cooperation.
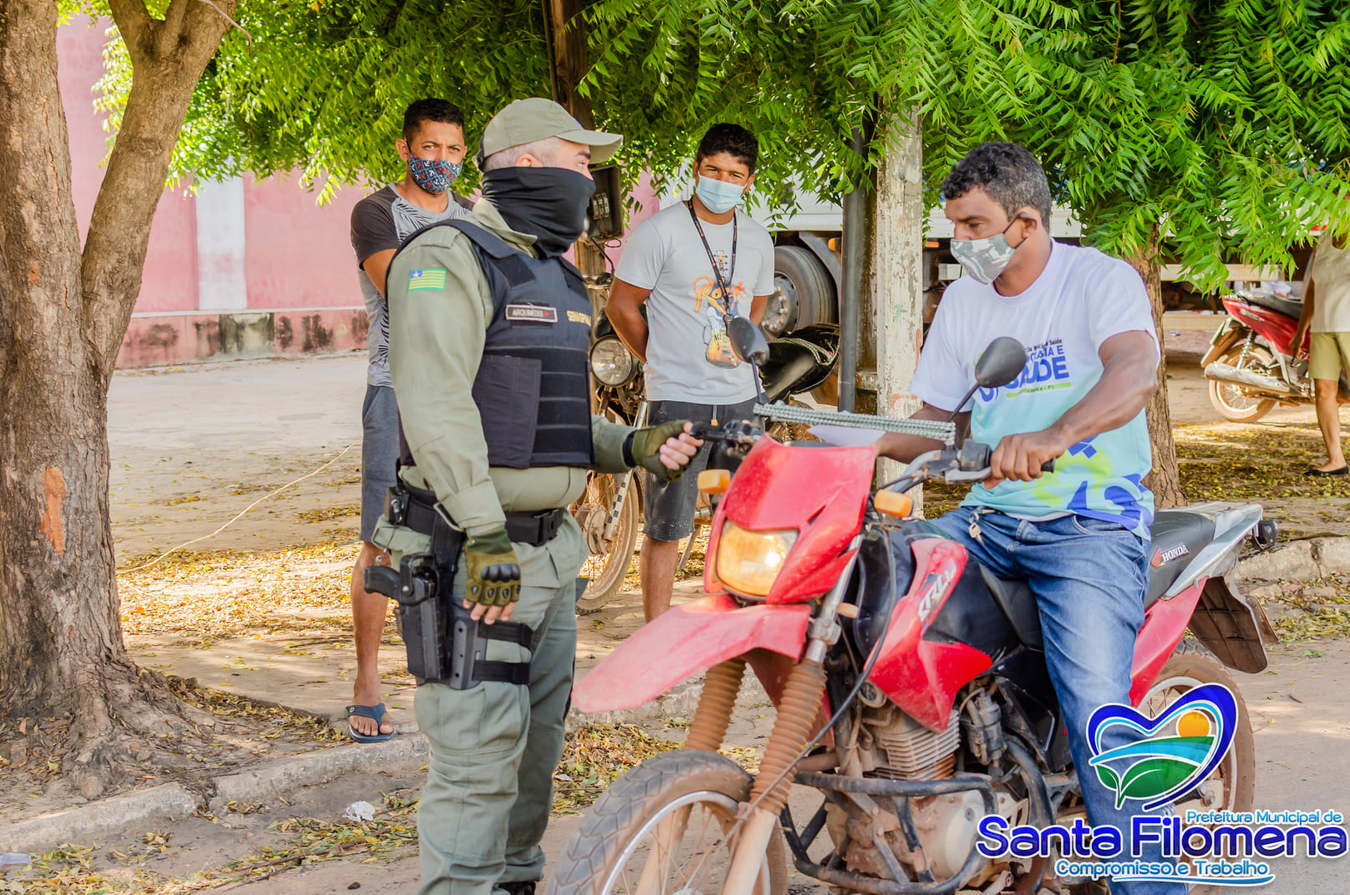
[106,0,156,65]
[82,5,234,381]
[155,0,191,59]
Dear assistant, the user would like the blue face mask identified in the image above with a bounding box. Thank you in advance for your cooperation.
[696,175,745,214]
[407,157,462,195]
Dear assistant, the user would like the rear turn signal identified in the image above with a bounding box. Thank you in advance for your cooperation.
[698,469,731,495]
[874,491,913,519]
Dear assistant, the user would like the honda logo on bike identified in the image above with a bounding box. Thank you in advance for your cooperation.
[1151,543,1190,567]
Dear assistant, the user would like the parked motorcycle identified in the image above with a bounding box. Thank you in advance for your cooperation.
[556,334,1277,895]
[1203,287,1349,422]
[573,313,839,611]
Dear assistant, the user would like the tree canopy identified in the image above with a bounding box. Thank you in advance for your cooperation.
[104,0,1350,287]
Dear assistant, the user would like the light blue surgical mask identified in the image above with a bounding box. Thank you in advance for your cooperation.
[696,175,745,214]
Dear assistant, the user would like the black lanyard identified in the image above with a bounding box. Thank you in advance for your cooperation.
[687,200,737,315]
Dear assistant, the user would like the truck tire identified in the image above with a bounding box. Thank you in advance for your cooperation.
[770,245,836,335]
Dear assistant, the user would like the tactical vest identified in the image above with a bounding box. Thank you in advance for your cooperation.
[395,219,594,470]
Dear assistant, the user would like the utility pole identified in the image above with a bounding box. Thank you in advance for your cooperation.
[544,0,609,280]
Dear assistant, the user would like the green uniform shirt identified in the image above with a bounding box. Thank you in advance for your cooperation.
[379,199,631,576]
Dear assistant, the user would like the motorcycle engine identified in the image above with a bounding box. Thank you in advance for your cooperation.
[826,703,1028,887]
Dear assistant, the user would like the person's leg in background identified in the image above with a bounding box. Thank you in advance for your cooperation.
[1308,333,1349,474]
[639,400,712,621]
[349,384,399,739]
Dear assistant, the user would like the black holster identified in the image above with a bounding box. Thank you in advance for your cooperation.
[365,484,532,688]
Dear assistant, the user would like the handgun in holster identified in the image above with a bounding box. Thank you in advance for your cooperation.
[364,486,532,688]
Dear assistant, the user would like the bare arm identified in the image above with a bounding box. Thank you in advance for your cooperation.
[875,403,970,463]
[606,278,652,363]
[750,294,770,325]
[987,329,1158,486]
[361,248,396,299]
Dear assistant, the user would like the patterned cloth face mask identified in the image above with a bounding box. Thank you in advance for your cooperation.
[407,157,462,195]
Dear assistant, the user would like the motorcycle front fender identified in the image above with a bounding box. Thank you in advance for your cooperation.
[572,593,811,714]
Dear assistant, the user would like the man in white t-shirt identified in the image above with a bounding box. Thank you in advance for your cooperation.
[1291,230,1350,475]
[607,124,776,621]
[875,144,1180,894]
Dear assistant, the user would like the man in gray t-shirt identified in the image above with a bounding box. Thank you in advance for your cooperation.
[345,98,471,742]
[608,123,775,621]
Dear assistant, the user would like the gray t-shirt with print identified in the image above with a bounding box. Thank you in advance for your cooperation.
[615,201,776,403]
[350,186,472,387]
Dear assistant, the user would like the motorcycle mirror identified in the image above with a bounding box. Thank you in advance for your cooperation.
[974,337,1028,388]
[943,337,1029,430]
[726,315,770,367]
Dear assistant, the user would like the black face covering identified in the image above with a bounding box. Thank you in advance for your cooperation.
[481,167,597,258]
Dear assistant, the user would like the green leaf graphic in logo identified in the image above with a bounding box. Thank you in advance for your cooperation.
[1088,685,1239,811]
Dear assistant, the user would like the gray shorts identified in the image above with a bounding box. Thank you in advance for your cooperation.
[643,398,757,542]
[360,384,400,542]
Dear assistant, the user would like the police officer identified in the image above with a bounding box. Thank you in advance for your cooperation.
[372,98,701,895]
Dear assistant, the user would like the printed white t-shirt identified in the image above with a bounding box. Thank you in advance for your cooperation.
[910,241,1160,536]
[615,202,775,404]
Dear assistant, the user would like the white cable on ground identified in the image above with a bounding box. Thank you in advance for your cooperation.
[122,441,360,574]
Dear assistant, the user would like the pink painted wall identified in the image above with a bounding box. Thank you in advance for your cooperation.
[242,173,365,310]
[59,16,199,314]
[59,16,664,367]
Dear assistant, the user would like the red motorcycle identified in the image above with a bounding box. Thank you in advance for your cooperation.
[1203,288,1348,422]
[555,332,1277,895]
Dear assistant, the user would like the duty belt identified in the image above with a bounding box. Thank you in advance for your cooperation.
[395,482,567,547]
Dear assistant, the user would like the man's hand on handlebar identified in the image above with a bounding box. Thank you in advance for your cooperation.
[985,428,1067,488]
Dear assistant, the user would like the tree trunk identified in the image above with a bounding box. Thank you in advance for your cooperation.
[1126,226,1186,509]
[868,107,925,504]
[546,0,609,279]
[0,0,233,795]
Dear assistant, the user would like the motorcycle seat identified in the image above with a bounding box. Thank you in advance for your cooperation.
[978,566,1043,651]
[1238,290,1303,320]
[1145,510,1216,605]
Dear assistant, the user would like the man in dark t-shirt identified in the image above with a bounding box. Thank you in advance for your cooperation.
[346,98,472,741]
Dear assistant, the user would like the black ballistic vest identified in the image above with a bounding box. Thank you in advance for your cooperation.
[397,219,594,470]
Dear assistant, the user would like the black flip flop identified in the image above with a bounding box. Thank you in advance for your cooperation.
[1304,466,1349,477]
[347,703,394,742]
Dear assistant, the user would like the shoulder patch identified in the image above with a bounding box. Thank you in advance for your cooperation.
[567,310,592,325]
[408,267,448,291]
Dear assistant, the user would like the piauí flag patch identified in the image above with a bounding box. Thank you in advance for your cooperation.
[408,267,448,291]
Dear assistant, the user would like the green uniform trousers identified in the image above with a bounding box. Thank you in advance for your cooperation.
[372,489,590,895]
[412,567,578,895]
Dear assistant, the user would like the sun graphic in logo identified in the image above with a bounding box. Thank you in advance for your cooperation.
[1086,683,1238,811]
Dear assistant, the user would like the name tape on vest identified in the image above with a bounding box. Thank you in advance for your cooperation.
[505,304,558,323]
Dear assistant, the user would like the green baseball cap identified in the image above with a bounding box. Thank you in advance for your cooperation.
[477,97,622,166]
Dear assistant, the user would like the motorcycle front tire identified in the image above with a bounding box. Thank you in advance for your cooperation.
[551,750,788,895]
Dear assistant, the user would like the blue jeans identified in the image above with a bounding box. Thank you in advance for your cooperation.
[931,507,1183,895]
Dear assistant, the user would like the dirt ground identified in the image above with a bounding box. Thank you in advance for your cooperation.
[8,318,1350,892]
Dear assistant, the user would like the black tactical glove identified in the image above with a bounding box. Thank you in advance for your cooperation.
[464,527,521,608]
[626,420,693,482]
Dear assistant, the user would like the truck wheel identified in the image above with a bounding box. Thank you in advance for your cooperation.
[769,245,835,335]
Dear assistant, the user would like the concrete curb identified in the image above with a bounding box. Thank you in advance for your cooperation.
[1,783,200,856]
[1235,537,1350,583]
[209,735,429,814]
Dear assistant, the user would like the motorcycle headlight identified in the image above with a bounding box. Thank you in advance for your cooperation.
[714,521,798,597]
[590,337,637,386]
